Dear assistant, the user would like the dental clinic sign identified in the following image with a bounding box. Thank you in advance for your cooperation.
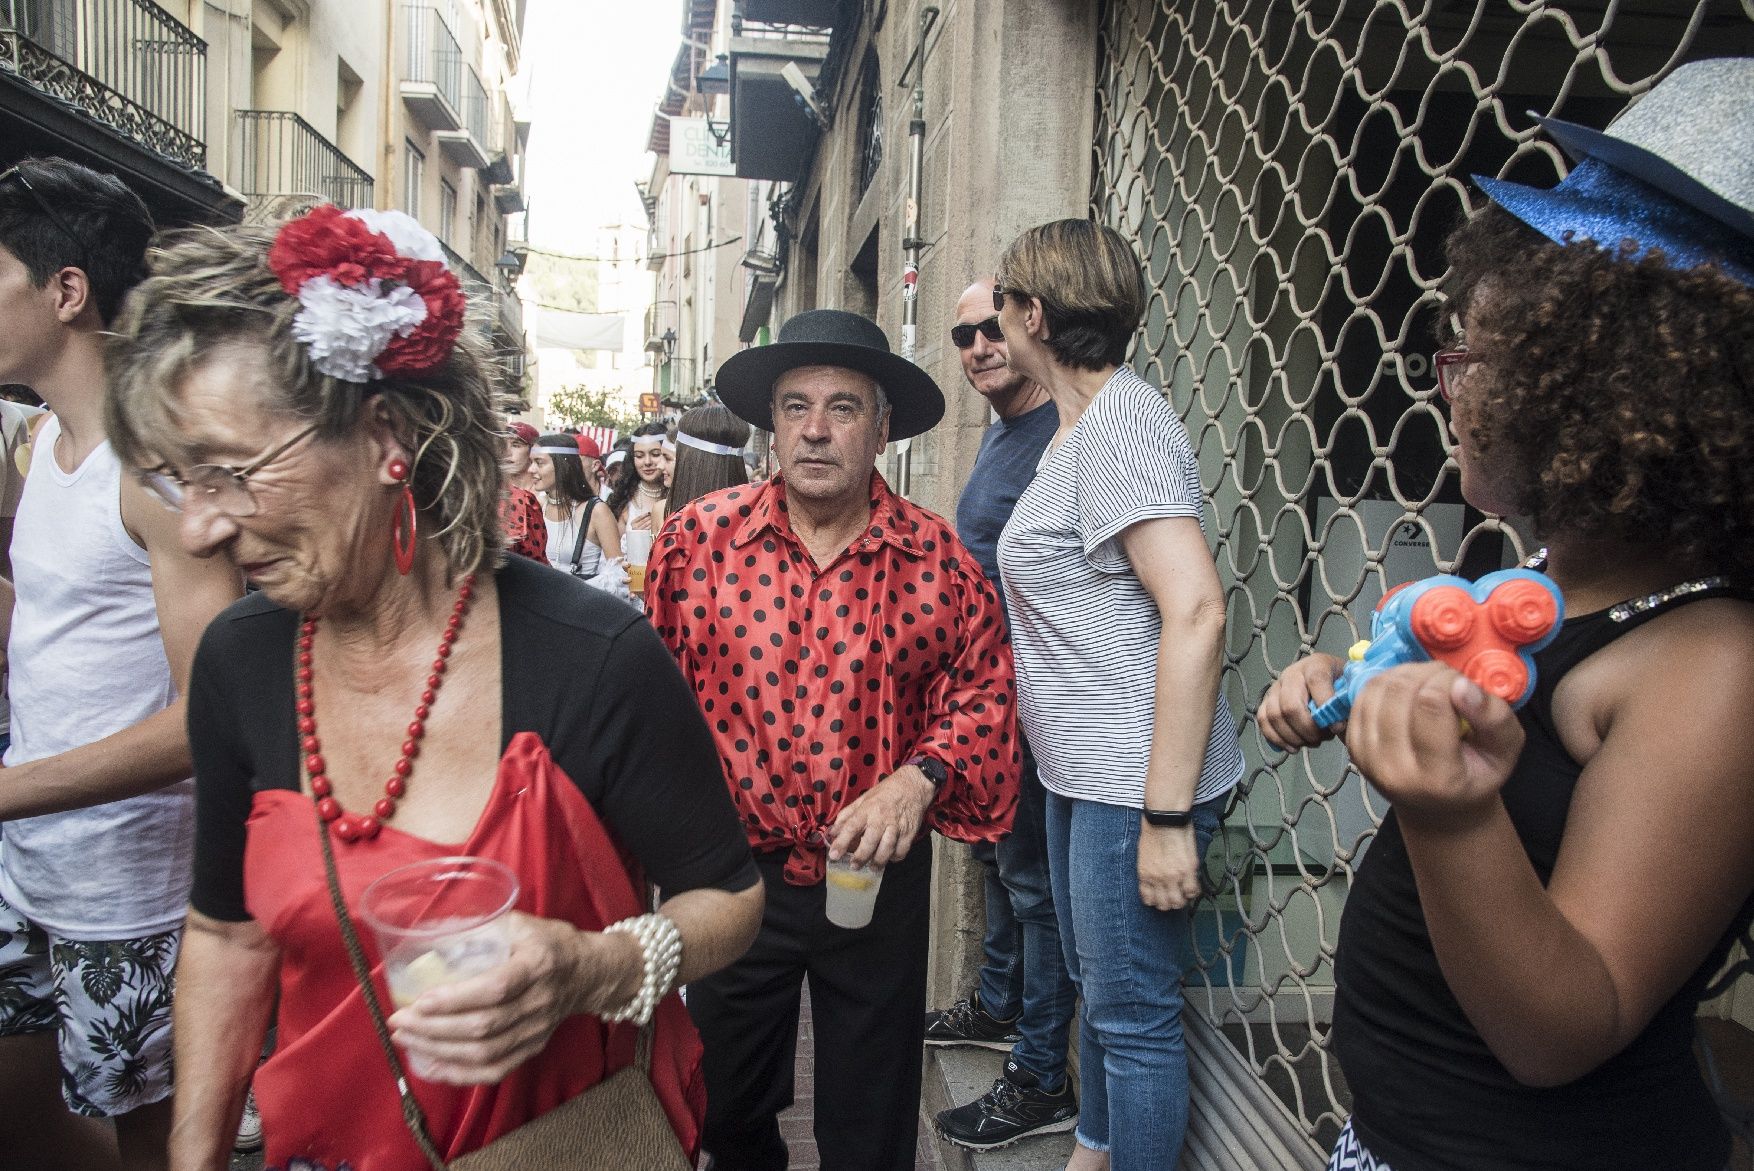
[669,117,735,177]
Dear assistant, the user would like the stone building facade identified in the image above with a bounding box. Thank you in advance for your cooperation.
[2,0,529,379]
[654,0,1754,1157]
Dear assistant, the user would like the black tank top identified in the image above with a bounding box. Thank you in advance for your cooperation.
[1333,572,1753,1171]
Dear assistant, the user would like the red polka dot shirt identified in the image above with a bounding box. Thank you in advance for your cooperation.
[647,472,1020,885]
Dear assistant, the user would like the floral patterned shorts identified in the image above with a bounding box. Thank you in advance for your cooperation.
[0,890,181,1117]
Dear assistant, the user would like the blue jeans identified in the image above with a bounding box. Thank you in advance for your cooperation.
[973,742,1076,1087]
[1046,791,1223,1170]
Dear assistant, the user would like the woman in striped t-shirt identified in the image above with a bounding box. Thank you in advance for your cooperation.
[994,220,1244,1171]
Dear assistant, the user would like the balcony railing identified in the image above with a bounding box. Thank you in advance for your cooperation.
[435,64,489,168]
[460,64,487,147]
[401,1,464,131]
[234,110,373,209]
[441,240,495,342]
[1,0,207,170]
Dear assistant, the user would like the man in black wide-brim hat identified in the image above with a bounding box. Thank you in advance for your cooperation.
[647,309,1021,1171]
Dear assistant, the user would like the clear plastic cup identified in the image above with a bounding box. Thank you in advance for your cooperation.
[623,529,654,596]
[361,856,520,1076]
[824,855,884,929]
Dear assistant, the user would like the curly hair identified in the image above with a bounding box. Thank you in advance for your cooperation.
[103,216,506,578]
[1444,204,1754,575]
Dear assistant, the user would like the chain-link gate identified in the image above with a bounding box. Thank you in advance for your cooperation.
[1091,0,1754,1152]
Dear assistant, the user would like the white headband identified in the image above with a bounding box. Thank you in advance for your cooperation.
[661,438,677,453]
[676,431,743,458]
[605,449,628,466]
[632,436,666,451]
[533,445,580,457]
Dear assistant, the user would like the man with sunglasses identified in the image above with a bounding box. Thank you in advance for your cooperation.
[926,278,1080,1152]
[0,157,242,1170]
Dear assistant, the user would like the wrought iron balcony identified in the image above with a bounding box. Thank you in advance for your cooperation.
[1,0,207,170]
[235,110,372,210]
[401,1,464,133]
[435,64,488,168]
[440,239,499,345]
[440,240,489,292]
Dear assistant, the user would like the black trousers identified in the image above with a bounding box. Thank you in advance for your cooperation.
[690,838,932,1171]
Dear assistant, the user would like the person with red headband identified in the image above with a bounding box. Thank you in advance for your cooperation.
[504,421,539,494]
[105,205,762,1169]
[573,434,606,496]
[497,423,547,565]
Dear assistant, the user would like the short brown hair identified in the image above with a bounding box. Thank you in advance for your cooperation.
[104,218,506,577]
[997,219,1145,370]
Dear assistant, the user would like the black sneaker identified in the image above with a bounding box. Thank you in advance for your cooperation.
[935,1058,1078,1150]
[923,990,1022,1050]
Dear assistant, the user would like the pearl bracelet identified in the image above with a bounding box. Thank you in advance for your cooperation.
[601,913,683,1027]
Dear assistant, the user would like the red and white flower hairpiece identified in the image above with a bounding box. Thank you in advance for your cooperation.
[267,205,467,383]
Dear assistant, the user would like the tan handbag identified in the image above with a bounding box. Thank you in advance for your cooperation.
[317,814,692,1171]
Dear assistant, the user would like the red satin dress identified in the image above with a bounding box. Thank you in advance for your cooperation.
[245,732,704,1169]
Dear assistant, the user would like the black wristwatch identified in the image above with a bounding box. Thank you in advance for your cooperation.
[906,754,949,789]
[1141,807,1193,828]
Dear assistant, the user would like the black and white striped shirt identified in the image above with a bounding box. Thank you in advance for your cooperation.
[997,366,1244,808]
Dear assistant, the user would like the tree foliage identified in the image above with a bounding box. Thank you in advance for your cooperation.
[548,384,640,433]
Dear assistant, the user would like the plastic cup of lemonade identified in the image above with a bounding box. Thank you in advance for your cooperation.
[361,856,520,1076]
[824,854,884,929]
[623,529,654,595]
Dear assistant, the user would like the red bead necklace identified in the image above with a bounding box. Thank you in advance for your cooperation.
[297,573,478,842]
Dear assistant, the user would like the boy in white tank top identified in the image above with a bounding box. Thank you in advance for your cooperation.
[0,159,242,1170]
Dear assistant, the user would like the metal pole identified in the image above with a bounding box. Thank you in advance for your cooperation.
[898,5,937,366]
[895,6,937,492]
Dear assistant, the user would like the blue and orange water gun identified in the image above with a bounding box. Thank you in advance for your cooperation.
[1309,568,1565,730]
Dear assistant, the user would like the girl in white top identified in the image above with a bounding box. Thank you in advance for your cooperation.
[530,433,619,575]
[608,423,672,534]
[994,220,1242,1171]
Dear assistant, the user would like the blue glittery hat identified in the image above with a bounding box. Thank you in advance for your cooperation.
[1473,57,1754,286]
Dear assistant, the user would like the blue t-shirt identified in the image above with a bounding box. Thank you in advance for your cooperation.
[955,400,1058,610]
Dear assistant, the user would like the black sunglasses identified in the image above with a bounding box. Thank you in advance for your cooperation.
[950,315,1004,349]
[0,165,86,268]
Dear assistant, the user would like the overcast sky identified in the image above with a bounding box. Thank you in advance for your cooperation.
[517,1,683,252]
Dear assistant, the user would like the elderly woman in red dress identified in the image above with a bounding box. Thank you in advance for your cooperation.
[105,206,762,1170]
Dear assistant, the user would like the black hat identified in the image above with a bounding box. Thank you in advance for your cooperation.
[715,309,946,440]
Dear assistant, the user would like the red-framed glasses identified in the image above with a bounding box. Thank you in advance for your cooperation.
[1434,346,1484,402]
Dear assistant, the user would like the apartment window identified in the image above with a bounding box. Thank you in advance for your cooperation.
[855,48,883,196]
[440,180,457,244]
[404,140,424,219]
[337,59,365,162]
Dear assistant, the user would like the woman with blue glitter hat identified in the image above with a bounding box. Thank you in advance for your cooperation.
[1258,58,1754,1170]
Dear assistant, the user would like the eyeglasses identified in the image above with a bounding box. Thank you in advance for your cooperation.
[0,165,87,269]
[950,315,1004,349]
[992,281,1012,313]
[1434,346,1485,402]
[140,424,320,516]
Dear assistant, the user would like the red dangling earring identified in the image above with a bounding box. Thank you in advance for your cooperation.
[388,457,417,575]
